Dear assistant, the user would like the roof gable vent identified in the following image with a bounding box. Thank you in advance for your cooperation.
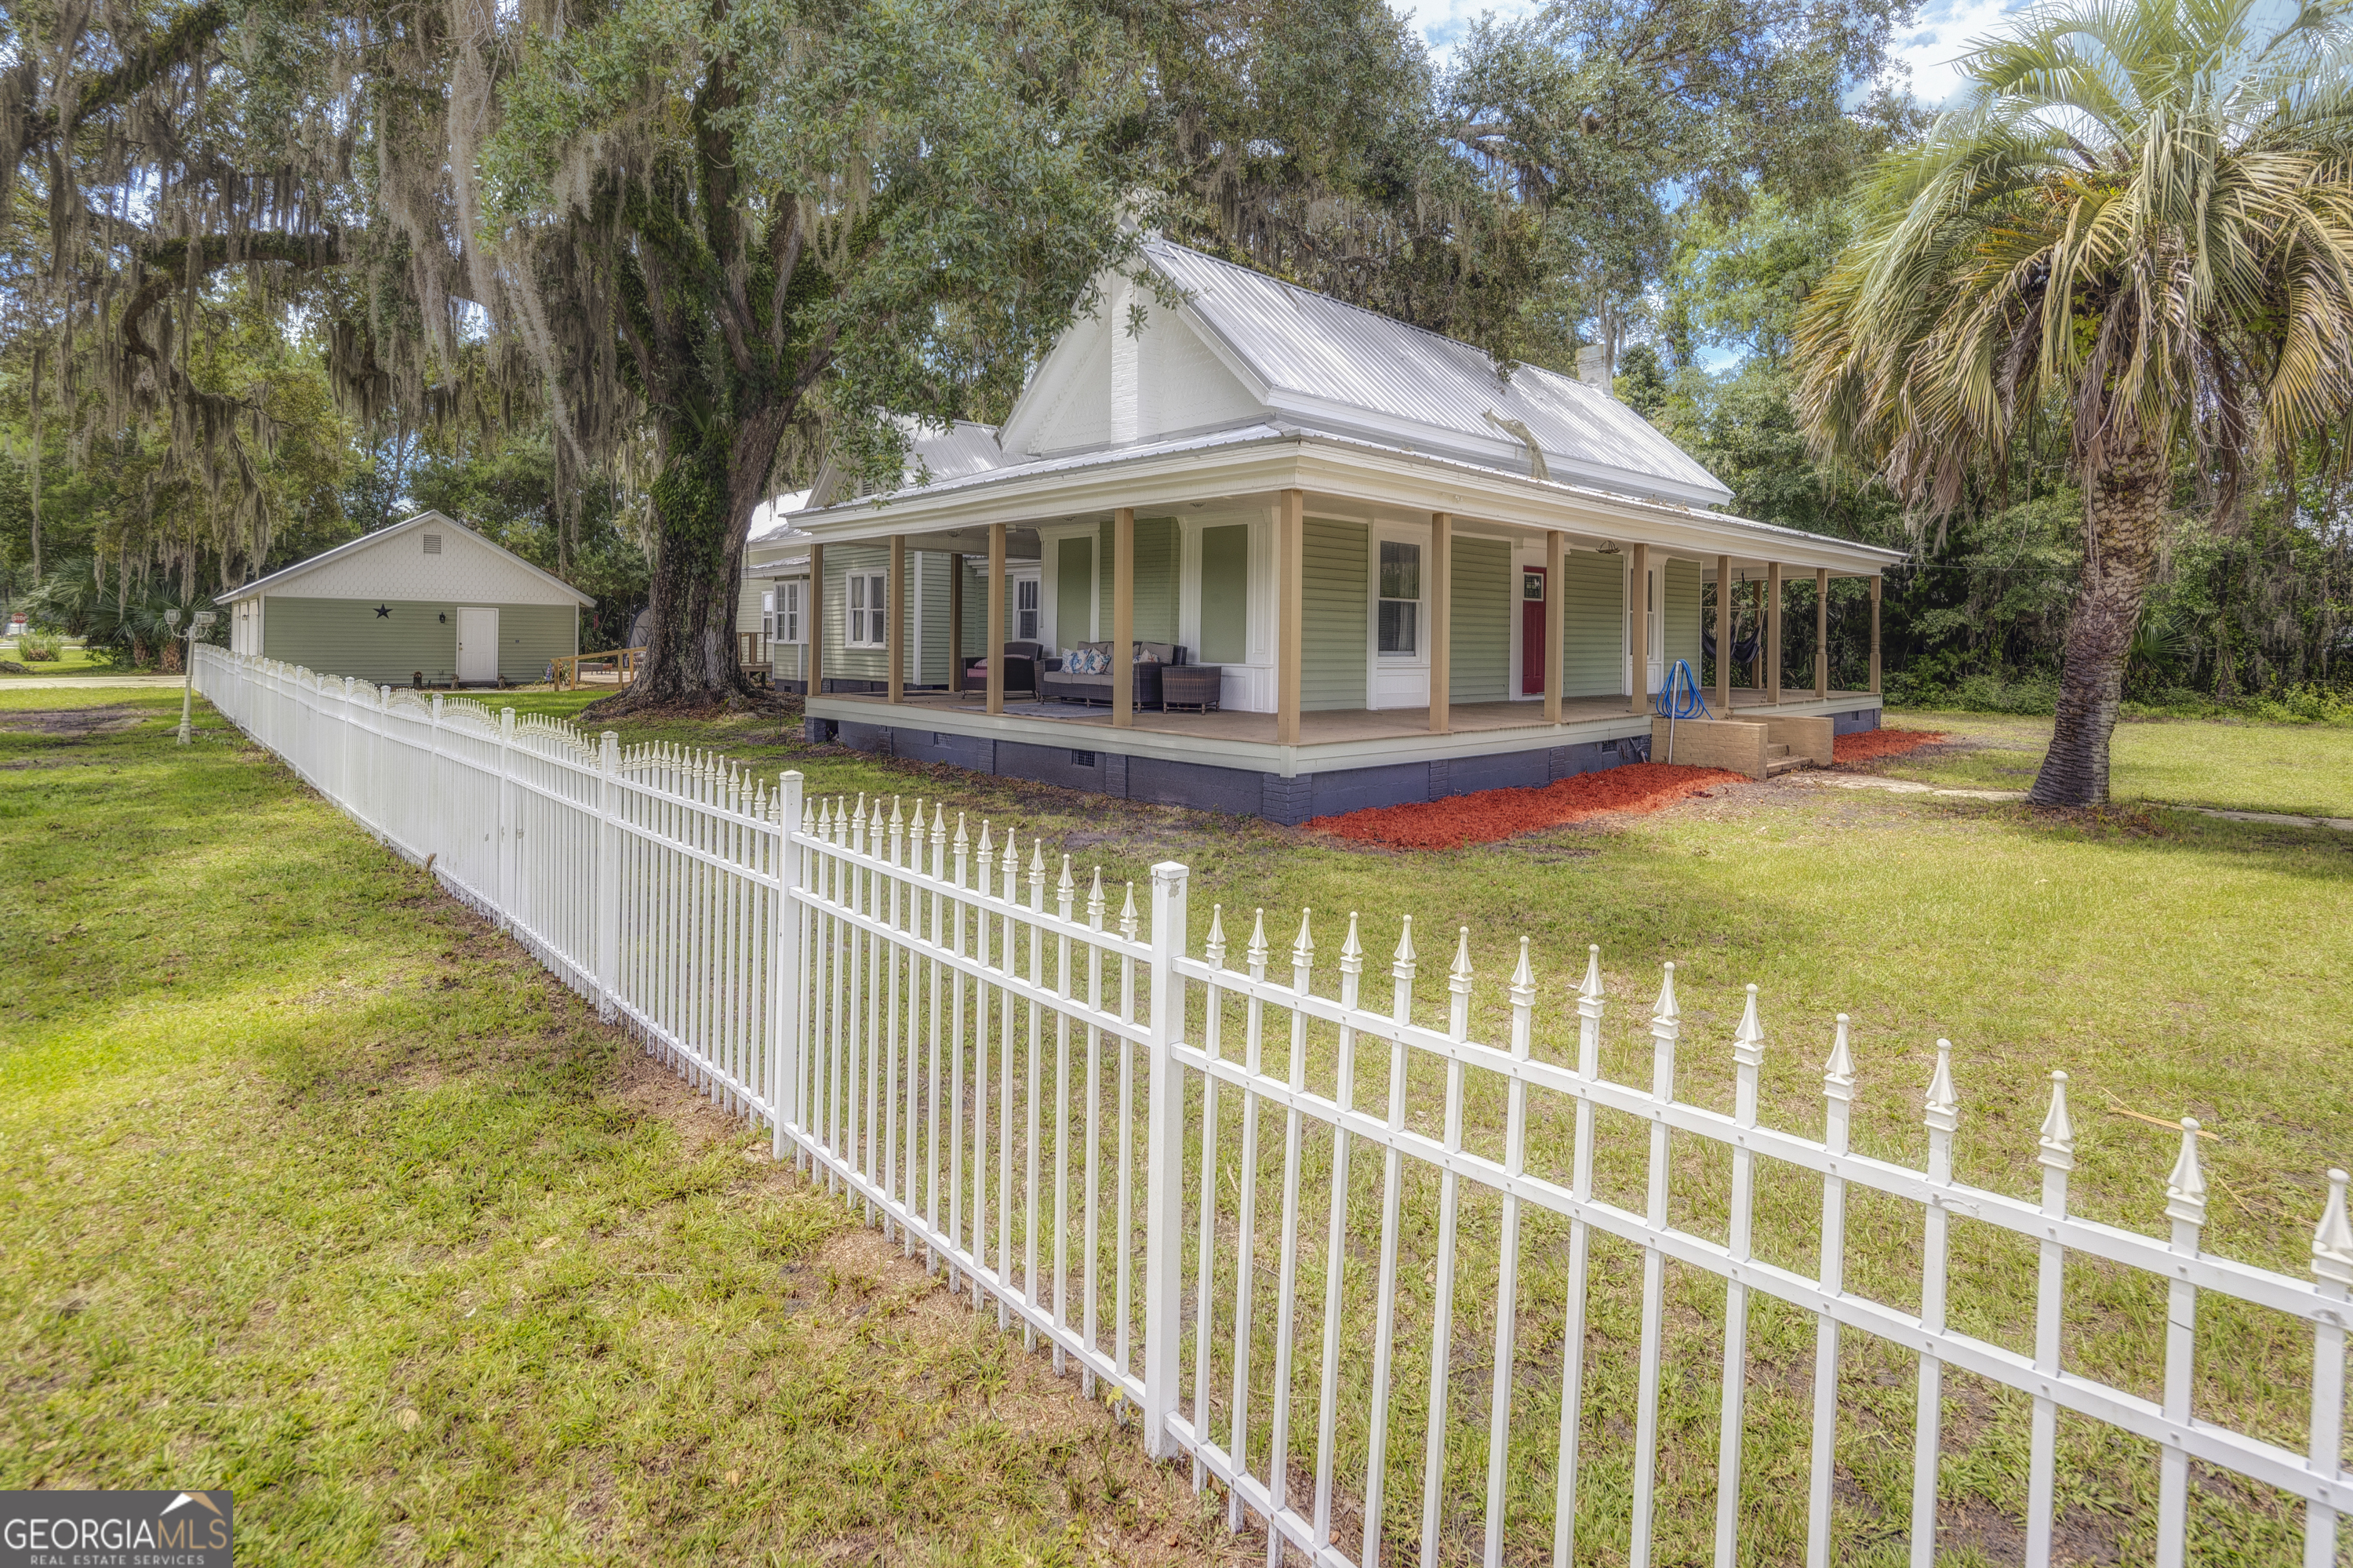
[422,533,442,555]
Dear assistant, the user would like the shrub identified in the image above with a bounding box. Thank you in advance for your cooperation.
[17,631,61,662]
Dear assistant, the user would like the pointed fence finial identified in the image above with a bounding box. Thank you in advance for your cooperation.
[1118,882,1138,940]
[1001,828,1018,886]
[1449,927,1474,995]
[1509,936,1536,1004]
[1293,909,1315,970]
[1392,915,1417,980]
[1652,961,1678,1021]
[1246,908,1269,972]
[2315,1170,2353,1290]
[1058,853,1076,901]
[976,819,993,858]
[1924,1039,1958,1135]
[1733,983,1766,1069]
[1823,1014,1855,1102]
[1340,913,1364,975]
[1030,837,1046,877]
[890,795,903,828]
[2038,1071,2077,1172]
[931,805,948,849]
[1205,904,1228,967]
[2166,1118,2209,1229]
[1579,944,1603,1001]
[1087,867,1106,926]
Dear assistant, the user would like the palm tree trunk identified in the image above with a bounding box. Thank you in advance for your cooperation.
[2028,440,2168,806]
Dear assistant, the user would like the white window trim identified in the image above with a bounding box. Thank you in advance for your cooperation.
[846,569,888,649]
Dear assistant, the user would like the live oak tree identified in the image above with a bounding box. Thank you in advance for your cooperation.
[5,0,1143,708]
[1794,0,2353,805]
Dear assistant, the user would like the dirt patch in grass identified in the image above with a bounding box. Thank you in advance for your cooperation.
[0,704,151,737]
[1310,762,1745,850]
[1832,727,1949,763]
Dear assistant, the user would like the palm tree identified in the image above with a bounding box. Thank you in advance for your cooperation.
[1793,0,2353,804]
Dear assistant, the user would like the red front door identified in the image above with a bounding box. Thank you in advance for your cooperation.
[1521,567,1547,694]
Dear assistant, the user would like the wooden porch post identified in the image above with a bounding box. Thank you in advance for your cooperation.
[1715,554,1732,712]
[1627,542,1649,715]
[887,534,906,705]
[1870,575,1883,694]
[1277,489,1304,746]
[1112,507,1135,729]
[947,551,964,693]
[807,544,824,696]
[1814,566,1830,699]
[1766,561,1783,704]
[1749,577,1764,690]
[1544,529,1564,725]
[985,523,1006,715]
[1428,512,1452,734]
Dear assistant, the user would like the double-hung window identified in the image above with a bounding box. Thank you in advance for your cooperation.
[780,581,802,644]
[1378,540,1421,656]
[847,572,887,647]
[1016,579,1039,642]
[760,590,776,641]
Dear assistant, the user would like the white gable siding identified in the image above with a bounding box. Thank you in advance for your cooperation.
[281,526,584,605]
[1027,314,1115,457]
[1144,309,1260,439]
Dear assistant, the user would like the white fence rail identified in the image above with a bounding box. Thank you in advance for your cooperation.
[197,645,2353,1566]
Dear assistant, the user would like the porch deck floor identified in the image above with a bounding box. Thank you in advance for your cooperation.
[829,686,1875,745]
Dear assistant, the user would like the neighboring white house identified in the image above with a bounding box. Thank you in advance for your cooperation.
[779,238,1904,820]
[224,511,591,688]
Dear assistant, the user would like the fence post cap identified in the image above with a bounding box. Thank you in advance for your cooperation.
[1340,913,1364,975]
[2315,1170,2353,1287]
[1651,961,1679,1023]
[1391,915,1417,979]
[2166,1118,2209,1229]
[1924,1039,1959,1133]
[1204,904,1227,967]
[1509,937,1535,1002]
[1578,944,1603,1002]
[1447,927,1474,995]
[1733,983,1766,1066]
[1292,908,1315,968]
[1823,1014,1856,1100]
[1246,908,1268,970]
[2038,1070,2077,1170]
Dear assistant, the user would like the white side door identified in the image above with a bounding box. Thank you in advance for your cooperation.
[456,606,500,684]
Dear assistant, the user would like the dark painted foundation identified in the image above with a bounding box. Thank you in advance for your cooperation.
[805,707,1881,825]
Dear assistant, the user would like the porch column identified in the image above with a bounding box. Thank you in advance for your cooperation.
[1814,566,1830,699]
[1627,542,1649,715]
[1766,561,1783,705]
[1277,489,1304,746]
[1713,555,1733,713]
[1870,575,1883,694]
[985,523,1006,715]
[1543,529,1564,725]
[1750,577,1764,691]
[887,534,907,706]
[807,544,824,696]
[1112,507,1136,729]
[947,552,964,693]
[1428,512,1452,734]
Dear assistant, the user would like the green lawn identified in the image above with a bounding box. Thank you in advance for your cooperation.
[1878,708,2353,819]
[0,639,122,677]
[0,689,1224,1566]
[6,686,2349,1563]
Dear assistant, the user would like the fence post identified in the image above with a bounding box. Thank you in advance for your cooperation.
[774,770,805,1162]
[1141,859,1190,1459]
[597,731,621,1020]
[498,708,517,929]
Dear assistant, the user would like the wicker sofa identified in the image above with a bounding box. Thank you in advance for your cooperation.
[1039,641,1187,708]
[962,640,1044,698]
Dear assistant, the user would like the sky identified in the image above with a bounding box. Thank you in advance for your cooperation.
[1405,0,2029,107]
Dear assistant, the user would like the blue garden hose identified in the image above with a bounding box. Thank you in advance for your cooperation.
[1654,658,1710,765]
[1654,659,1711,719]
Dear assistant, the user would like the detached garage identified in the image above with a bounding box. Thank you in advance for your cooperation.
[222,511,590,687]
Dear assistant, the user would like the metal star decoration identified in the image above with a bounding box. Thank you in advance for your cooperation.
[374,605,391,617]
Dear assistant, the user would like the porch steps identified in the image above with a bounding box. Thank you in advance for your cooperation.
[1764,742,1816,777]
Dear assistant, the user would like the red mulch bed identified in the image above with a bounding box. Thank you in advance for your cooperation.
[1833,728,1948,763]
[1310,762,1744,851]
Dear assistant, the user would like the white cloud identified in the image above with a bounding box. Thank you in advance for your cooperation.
[1402,0,1541,64]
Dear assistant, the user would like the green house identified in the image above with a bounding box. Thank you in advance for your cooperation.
[221,511,590,688]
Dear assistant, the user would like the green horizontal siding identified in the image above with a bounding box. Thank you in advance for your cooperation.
[1097,517,1179,645]
[1198,524,1249,664]
[1449,537,1511,703]
[1057,537,1093,648]
[1301,518,1367,711]
[260,597,575,686]
[915,552,951,684]
[1664,558,1703,684]
[1558,550,1624,698]
[822,544,888,681]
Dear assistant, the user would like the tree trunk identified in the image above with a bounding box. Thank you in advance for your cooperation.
[590,426,762,714]
[2027,438,2168,807]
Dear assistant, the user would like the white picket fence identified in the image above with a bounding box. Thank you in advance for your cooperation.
[195,644,2353,1566]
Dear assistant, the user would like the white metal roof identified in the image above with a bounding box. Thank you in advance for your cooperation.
[1141,242,1732,508]
[219,511,595,606]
